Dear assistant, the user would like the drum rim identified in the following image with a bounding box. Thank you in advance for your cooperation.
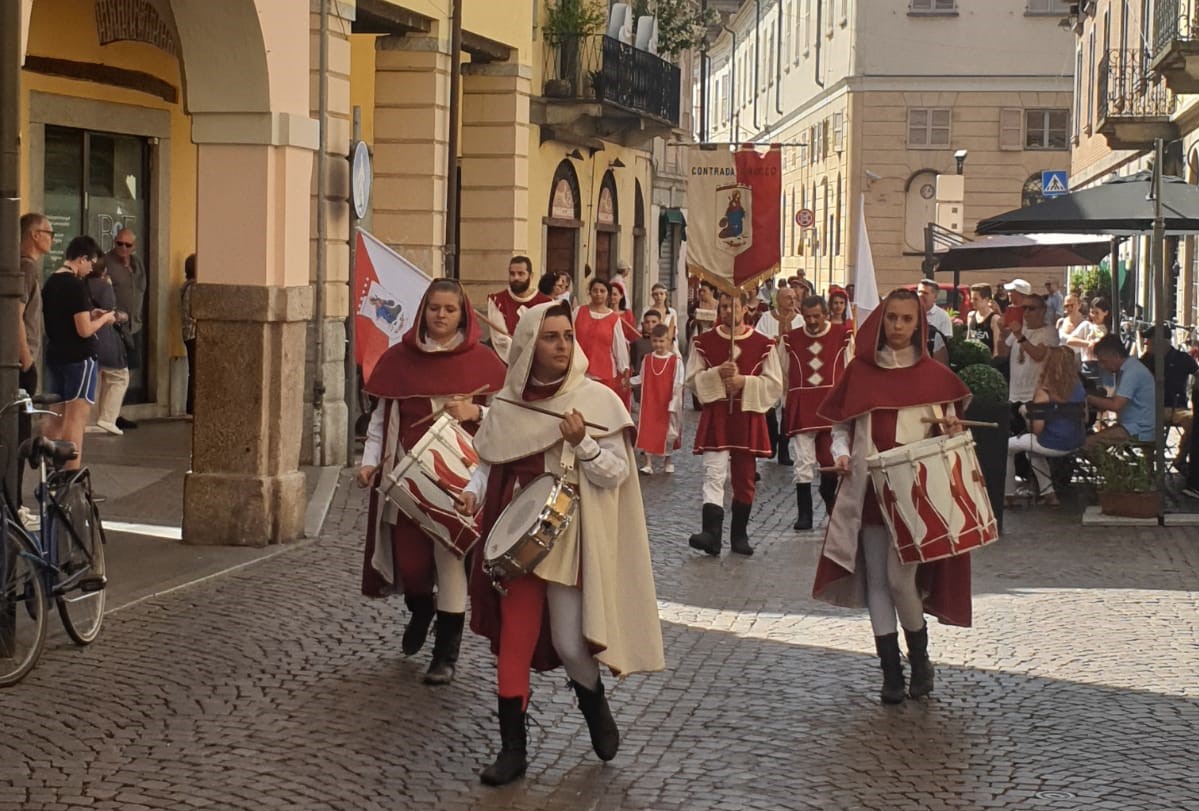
[483,473,563,559]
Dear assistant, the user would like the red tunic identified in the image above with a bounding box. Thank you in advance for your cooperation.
[691,328,775,456]
[783,323,851,436]
[575,308,626,402]
[635,354,681,455]
[488,288,551,335]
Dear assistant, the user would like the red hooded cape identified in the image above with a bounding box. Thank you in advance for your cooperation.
[812,292,975,628]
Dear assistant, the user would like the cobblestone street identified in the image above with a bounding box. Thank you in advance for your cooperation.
[1,415,1196,811]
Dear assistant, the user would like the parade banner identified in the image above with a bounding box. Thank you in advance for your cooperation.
[851,194,881,325]
[685,145,782,293]
[353,229,432,383]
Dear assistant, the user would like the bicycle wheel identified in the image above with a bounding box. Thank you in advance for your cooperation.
[0,524,48,687]
[51,483,106,646]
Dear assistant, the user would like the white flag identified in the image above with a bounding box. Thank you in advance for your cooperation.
[852,194,881,324]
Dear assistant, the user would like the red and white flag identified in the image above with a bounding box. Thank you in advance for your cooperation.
[354,229,431,382]
[684,145,782,293]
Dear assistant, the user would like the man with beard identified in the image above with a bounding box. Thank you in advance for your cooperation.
[487,256,551,364]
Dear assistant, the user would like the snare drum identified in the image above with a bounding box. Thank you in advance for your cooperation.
[866,432,998,564]
[379,413,480,558]
[482,473,578,585]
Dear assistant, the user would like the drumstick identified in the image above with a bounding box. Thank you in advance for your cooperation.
[494,396,609,431]
[411,385,491,428]
[475,309,509,336]
[920,416,1000,429]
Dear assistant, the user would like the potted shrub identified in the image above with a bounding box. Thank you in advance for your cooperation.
[947,337,992,373]
[957,362,1010,533]
[543,0,607,97]
[1092,444,1160,519]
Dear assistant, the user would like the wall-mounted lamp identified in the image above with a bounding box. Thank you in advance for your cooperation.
[609,157,626,169]
[567,149,584,161]
[954,149,968,175]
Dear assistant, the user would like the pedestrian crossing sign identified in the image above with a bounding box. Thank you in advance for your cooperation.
[1041,171,1068,198]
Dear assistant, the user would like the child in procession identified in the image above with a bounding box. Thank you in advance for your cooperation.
[633,323,684,475]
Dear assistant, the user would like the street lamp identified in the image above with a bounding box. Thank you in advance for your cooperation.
[954,148,968,175]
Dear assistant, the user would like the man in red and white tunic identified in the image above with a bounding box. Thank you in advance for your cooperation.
[685,290,783,556]
[487,256,551,364]
[782,295,852,531]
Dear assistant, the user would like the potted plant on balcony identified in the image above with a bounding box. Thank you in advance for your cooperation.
[1092,444,1160,519]
[543,0,607,98]
[956,362,1011,533]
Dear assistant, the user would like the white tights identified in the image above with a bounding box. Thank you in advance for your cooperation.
[433,542,468,613]
[860,525,925,636]
[548,582,600,689]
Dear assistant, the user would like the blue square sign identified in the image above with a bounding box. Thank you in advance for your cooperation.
[1042,170,1069,198]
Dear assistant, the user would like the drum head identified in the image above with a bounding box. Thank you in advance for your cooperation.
[484,474,559,560]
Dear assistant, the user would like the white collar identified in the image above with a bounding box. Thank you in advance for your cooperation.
[877,345,918,369]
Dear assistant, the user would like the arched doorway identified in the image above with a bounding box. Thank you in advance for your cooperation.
[595,170,619,280]
[545,159,581,288]
[633,179,646,314]
[904,170,939,253]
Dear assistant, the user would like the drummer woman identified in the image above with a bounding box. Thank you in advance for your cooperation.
[358,279,506,684]
[812,289,973,705]
[457,301,663,787]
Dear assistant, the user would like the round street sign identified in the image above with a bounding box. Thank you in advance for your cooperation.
[795,208,815,229]
[351,140,372,220]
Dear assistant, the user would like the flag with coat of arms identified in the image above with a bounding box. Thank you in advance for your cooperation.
[685,145,782,294]
[353,229,432,384]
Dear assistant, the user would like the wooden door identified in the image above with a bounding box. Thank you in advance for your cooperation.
[594,232,612,281]
[546,227,575,280]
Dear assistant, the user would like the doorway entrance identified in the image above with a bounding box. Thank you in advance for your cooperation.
[43,125,151,403]
[546,226,576,281]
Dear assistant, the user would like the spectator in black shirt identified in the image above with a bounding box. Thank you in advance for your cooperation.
[41,236,117,470]
[1140,328,1198,472]
[967,283,999,356]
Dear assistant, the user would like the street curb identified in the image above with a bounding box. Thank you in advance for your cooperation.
[304,465,344,538]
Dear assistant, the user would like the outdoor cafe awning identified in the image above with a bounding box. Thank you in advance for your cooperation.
[934,233,1111,272]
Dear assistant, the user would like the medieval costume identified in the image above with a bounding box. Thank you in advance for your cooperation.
[487,286,551,364]
[573,304,632,407]
[361,288,506,683]
[632,347,684,473]
[684,323,784,556]
[813,294,973,704]
[782,321,852,529]
[465,301,664,786]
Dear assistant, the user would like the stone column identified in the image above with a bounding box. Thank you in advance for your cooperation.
[302,2,354,466]
[372,34,450,276]
[183,116,318,546]
[459,62,532,303]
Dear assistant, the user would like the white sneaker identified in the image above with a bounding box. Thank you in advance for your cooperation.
[17,506,40,531]
[664,461,675,474]
[638,464,653,475]
[96,420,124,436]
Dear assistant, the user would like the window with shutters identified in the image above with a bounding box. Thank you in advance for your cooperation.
[1025,109,1070,150]
[1025,0,1070,14]
[832,112,844,155]
[822,119,831,160]
[907,108,951,147]
[999,108,1023,150]
[909,0,956,14]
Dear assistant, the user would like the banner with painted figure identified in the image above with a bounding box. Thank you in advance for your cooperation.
[354,229,432,383]
[685,145,782,293]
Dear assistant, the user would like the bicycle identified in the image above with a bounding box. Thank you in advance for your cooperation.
[1,391,108,687]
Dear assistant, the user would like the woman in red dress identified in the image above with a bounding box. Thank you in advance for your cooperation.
[358,279,506,684]
[814,289,972,705]
[575,277,631,408]
[828,285,854,330]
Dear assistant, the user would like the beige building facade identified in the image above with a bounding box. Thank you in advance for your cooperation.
[700,0,1076,295]
[1071,0,1198,330]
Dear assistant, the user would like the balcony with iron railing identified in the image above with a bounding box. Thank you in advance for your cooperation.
[1096,49,1179,150]
[1152,0,1199,93]
[535,34,681,145]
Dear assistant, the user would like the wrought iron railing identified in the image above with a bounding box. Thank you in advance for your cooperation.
[1153,0,1199,55]
[542,34,681,126]
[1096,49,1176,124]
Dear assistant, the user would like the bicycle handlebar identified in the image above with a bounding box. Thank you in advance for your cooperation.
[0,390,62,417]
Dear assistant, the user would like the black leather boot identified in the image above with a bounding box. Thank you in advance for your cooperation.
[480,696,528,786]
[729,501,754,556]
[401,594,436,656]
[571,677,620,761]
[793,483,813,530]
[904,624,935,699]
[688,503,723,556]
[874,632,906,705]
[423,611,465,685]
[818,474,839,518]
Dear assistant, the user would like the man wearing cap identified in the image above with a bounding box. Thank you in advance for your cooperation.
[916,279,951,365]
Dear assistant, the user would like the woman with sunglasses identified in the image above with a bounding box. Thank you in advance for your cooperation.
[40,236,117,470]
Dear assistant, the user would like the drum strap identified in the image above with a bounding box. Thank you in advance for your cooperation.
[558,443,581,487]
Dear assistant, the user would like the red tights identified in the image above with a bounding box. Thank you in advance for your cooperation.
[496,575,546,710]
